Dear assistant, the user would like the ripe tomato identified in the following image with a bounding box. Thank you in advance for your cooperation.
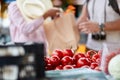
[52,49,63,59]
[45,64,54,70]
[90,62,99,69]
[73,53,85,63]
[63,65,74,70]
[50,55,60,67]
[86,50,97,58]
[77,57,91,68]
[72,64,77,68]
[86,57,92,63]
[96,58,101,65]
[61,56,73,66]
[44,57,52,66]
[62,49,74,57]
[92,53,100,62]
[55,65,63,70]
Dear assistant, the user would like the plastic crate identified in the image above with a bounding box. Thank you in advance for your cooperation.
[0,43,45,80]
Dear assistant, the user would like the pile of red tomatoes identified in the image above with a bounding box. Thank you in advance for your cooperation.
[44,49,101,71]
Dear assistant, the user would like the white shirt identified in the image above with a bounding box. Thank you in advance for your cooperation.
[86,0,120,50]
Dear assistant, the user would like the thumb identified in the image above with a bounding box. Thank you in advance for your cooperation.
[85,18,89,22]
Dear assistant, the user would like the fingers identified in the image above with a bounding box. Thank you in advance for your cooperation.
[78,21,99,33]
[49,8,63,18]
[55,8,64,16]
[51,8,64,19]
[81,28,91,34]
[53,11,62,19]
[78,22,88,30]
[51,7,63,13]
[78,21,91,34]
[79,25,91,34]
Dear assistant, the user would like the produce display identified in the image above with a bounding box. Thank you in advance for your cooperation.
[44,49,101,71]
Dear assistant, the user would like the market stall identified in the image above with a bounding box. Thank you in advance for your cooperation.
[0,0,120,80]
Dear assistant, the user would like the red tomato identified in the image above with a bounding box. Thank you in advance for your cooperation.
[44,57,52,66]
[61,56,73,66]
[96,58,101,65]
[72,64,77,68]
[86,50,97,58]
[86,57,92,64]
[50,55,60,67]
[45,64,54,70]
[62,49,74,57]
[90,62,99,69]
[92,53,100,62]
[63,65,74,70]
[52,49,63,59]
[77,57,91,68]
[73,53,85,63]
[55,65,63,70]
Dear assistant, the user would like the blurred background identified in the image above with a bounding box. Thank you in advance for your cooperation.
[0,0,87,44]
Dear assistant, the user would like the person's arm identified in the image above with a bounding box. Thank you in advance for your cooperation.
[77,3,120,34]
[77,4,88,26]
[8,2,44,35]
[78,19,120,34]
[104,19,120,31]
[43,8,61,19]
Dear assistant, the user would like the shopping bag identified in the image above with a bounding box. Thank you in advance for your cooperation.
[44,13,80,52]
[100,42,120,74]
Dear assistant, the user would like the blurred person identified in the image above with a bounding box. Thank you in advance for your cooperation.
[52,0,63,7]
[51,0,76,14]
[77,0,120,51]
[8,0,60,44]
[51,0,68,10]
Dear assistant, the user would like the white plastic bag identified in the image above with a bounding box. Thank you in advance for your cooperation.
[101,42,120,74]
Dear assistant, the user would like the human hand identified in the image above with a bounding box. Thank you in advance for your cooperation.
[77,16,88,26]
[43,8,61,19]
[78,21,100,34]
